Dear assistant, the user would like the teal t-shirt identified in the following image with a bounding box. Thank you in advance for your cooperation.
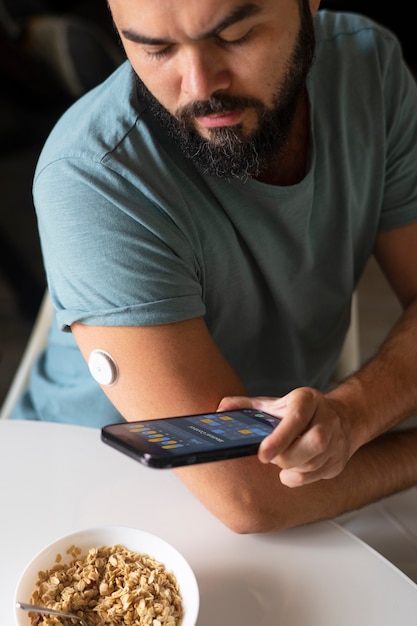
[13,11,417,425]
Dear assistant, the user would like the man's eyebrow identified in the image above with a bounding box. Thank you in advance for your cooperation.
[205,3,263,37]
[121,3,262,45]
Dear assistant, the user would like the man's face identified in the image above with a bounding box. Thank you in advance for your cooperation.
[108,0,317,179]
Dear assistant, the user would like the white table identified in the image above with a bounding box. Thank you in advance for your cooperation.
[2,420,417,625]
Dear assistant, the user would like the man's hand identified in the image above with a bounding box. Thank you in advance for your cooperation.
[218,388,356,487]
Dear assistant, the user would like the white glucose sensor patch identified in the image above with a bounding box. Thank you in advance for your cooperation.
[88,349,119,386]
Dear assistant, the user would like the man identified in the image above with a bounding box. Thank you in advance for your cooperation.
[13,0,417,577]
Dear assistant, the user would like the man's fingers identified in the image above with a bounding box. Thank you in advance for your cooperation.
[279,457,344,487]
[261,423,334,471]
[217,396,254,411]
[258,399,322,462]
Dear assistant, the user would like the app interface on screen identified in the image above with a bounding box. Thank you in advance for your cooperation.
[125,410,280,453]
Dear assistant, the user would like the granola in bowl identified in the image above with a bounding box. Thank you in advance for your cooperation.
[15,527,199,626]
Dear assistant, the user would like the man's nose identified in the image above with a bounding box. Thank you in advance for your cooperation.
[180,46,231,101]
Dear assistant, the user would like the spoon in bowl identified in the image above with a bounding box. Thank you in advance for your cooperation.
[16,601,89,626]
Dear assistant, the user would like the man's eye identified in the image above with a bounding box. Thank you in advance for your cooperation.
[144,45,173,59]
[216,27,254,47]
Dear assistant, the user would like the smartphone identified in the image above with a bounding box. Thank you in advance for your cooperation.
[101,408,281,469]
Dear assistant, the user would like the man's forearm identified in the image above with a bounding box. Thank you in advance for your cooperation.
[327,297,417,452]
[176,426,417,534]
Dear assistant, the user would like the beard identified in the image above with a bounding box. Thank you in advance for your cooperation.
[136,1,315,180]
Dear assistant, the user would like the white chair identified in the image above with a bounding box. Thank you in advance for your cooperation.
[0,290,361,420]
[333,292,361,380]
[0,290,53,420]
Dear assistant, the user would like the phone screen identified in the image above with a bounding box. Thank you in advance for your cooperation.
[101,409,281,468]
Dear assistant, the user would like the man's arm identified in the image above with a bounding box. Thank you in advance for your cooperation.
[220,221,417,490]
[328,220,417,443]
[71,222,417,534]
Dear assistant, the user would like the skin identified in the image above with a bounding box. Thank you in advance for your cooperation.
[72,0,417,533]
[111,0,302,135]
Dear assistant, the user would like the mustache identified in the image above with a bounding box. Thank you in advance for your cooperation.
[176,94,264,121]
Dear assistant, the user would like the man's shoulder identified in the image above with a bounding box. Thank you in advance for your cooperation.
[36,61,148,171]
[312,9,405,91]
[314,9,401,51]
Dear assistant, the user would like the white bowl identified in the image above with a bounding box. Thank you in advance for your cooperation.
[14,525,199,626]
